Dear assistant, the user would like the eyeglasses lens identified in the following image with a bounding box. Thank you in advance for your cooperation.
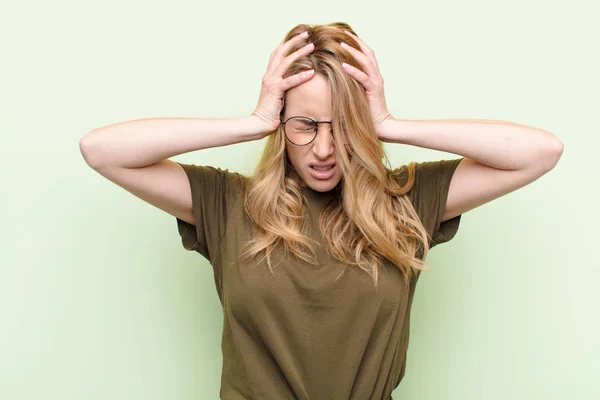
[285,117,317,145]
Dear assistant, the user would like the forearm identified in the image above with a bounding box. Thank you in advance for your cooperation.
[80,116,265,169]
[380,118,564,171]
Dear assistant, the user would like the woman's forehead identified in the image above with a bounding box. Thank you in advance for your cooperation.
[284,74,332,119]
[284,102,332,120]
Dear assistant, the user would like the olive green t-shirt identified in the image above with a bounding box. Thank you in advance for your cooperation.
[175,158,463,400]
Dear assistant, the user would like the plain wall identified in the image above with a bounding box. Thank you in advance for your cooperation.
[1,0,598,399]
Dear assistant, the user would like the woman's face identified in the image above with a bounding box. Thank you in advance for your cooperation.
[283,73,343,192]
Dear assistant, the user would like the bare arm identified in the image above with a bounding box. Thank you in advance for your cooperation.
[79,116,268,169]
[78,116,269,226]
[78,30,316,225]
[80,29,316,170]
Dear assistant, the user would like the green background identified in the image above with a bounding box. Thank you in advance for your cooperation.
[1,0,597,399]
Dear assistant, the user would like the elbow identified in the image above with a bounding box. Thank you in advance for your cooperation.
[541,137,564,172]
[79,131,103,170]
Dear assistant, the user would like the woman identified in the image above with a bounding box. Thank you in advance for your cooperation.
[80,22,563,400]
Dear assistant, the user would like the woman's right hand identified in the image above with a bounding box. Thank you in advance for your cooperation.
[250,31,316,137]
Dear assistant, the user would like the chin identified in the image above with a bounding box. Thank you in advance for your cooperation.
[309,182,337,192]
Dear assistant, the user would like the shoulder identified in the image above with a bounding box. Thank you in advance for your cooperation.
[389,158,463,193]
[389,158,464,248]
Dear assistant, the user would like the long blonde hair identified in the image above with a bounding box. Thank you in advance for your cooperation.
[241,22,431,288]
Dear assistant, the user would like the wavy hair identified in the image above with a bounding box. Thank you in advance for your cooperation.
[240,22,432,289]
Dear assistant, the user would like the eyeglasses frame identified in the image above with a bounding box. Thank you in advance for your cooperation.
[280,115,333,146]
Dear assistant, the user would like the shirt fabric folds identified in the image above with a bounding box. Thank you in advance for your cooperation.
[175,158,463,400]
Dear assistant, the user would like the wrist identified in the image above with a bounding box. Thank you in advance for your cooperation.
[377,116,404,143]
[244,114,278,140]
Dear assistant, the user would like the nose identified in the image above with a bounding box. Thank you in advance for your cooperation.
[311,123,335,159]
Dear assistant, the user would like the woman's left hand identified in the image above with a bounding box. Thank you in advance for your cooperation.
[340,30,394,140]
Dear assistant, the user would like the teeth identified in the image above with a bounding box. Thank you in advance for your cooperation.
[312,165,333,171]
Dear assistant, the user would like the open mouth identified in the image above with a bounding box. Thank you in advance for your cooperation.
[309,163,337,180]
[310,165,335,171]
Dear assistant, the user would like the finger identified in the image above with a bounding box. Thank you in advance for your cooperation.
[268,38,286,66]
[343,30,380,72]
[340,41,378,81]
[268,35,293,65]
[280,69,315,92]
[274,41,315,78]
[267,31,310,75]
[342,62,375,92]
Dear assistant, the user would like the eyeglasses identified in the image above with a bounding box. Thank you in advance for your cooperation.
[281,116,333,146]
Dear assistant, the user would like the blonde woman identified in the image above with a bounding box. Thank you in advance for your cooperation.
[80,22,563,400]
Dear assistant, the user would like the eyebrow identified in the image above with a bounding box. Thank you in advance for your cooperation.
[288,114,332,121]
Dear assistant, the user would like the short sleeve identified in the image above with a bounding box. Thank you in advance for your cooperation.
[175,163,245,264]
[408,158,464,249]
